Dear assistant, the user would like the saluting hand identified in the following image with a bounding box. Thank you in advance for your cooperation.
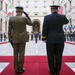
[23,11,31,21]
[23,11,28,17]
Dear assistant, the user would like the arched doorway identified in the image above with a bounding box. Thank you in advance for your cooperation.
[32,19,40,33]
[31,19,41,40]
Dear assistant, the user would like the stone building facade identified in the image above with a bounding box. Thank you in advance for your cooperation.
[0,0,14,35]
[13,0,60,33]
[61,0,75,32]
[0,0,60,35]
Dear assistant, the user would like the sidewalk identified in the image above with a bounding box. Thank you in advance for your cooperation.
[65,41,75,45]
[0,39,8,45]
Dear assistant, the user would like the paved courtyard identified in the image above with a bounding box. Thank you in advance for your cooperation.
[0,40,75,73]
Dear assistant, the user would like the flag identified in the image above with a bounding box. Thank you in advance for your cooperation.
[8,5,13,16]
[58,6,63,14]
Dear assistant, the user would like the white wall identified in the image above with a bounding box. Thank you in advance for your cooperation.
[61,0,75,32]
[13,0,60,33]
[0,0,60,34]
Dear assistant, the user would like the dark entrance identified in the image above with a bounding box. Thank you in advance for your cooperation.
[32,21,40,32]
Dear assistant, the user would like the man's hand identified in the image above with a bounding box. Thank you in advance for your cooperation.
[43,40,46,43]
[23,11,31,21]
[23,11,28,17]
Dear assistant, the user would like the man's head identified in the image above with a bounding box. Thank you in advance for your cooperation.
[50,5,60,13]
[15,6,23,15]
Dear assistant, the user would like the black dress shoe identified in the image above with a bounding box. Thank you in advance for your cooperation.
[51,74,55,75]
[48,70,55,75]
[15,71,19,74]
[56,72,60,75]
[50,72,55,75]
[19,68,25,74]
[15,68,25,74]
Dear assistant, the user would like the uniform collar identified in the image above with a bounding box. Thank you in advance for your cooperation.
[52,12,58,14]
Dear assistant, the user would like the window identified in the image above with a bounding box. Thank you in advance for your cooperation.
[34,12,38,15]
[42,12,47,15]
[26,1,29,8]
[18,1,20,5]
[0,19,2,31]
[68,0,72,12]
[0,1,3,10]
[5,21,7,32]
[43,1,47,8]
[64,3,67,14]
[5,3,8,13]
[70,18,72,25]
[34,0,37,8]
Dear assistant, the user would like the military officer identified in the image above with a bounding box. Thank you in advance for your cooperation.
[8,6,33,74]
[42,5,69,75]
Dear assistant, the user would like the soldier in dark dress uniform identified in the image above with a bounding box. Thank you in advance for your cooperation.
[42,5,69,75]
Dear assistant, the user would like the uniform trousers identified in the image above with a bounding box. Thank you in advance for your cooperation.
[13,43,25,72]
[46,43,64,74]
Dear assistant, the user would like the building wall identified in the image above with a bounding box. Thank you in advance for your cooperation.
[61,0,75,32]
[13,0,60,33]
[0,0,60,34]
[0,0,14,35]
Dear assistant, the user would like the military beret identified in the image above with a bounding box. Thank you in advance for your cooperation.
[50,5,60,9]
[15,6,23,10]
